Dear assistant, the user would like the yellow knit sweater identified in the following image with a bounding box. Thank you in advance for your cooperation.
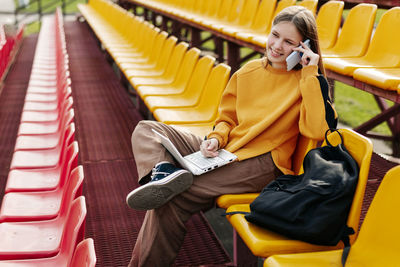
[207,59,330,174]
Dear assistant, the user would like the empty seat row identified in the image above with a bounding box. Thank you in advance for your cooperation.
[323,6,400,94]
[129,0,400,95]
[126,0,318,48]
[0,9,96,266]
[79,0,231,136]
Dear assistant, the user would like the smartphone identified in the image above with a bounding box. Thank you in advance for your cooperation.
[286,39,310,71]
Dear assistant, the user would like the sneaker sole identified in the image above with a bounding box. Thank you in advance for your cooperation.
[126,170,193,210]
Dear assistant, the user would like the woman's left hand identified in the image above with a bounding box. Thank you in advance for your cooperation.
[292,41,319,67]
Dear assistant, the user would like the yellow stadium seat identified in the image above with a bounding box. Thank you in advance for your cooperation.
[221,0,261,37]
[113,24,160,65]
[79,0,130,46]
[264,165,400,267]
[143,55,215,112]
[322,4,377,58]
[105,16,146,52]
[316,1,344,50]
[225,129,372,259]
[135,47,201,98]
[94,2,131,43]
[118,31,168,72]
[298,0,318,15]
[251,0,297,48]
[124,35,177,79]
[130,42,188,88]
[152,63,231,124]
[165,0,194,17]
[208,0,245,33]
[192,0,223,26]
[101,11,138,48]
[198,0,233,28]
[324,7,400,75]
[216,134,318,209]
[235,0,277,43]
[180,0,211,22]
[353,67,400,91]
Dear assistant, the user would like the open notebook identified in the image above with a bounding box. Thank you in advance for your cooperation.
[152,129,237,175]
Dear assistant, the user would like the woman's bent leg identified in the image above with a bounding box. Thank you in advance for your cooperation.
[128,153,281,267]
[131,120,202,184]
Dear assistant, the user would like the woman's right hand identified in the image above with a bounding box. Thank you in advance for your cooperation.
[200,138,219,158]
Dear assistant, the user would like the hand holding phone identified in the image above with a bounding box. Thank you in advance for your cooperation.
[286,39,311,71]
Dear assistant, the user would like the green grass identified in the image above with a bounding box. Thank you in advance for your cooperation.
[334,82,393,135]
[15,0,86,36]
[14,0,86,14]
[24,20,41,36]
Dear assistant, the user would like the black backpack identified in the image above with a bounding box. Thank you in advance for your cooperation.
[244,130,358,247]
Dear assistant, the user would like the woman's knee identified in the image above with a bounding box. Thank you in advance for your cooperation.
[132,120,155,143]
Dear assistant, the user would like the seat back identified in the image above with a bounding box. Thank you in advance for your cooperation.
[170,47,201,89]
[146,31,169,66]
[60,166,85,219]
[250,0,277,33]
[107,2,129,32]
[180,55,216,102]
[60,141,79,188]
[136,24,160,60]
[324,3,377,57]
[323,129,373,243]
[347,165,400,265]
[363,7,400,67]
[198,0,211,17]
[267,0,296,33]
[70,238,96,267]
[195,63,231,121]
[191,0,204,15]
[114,7,132,38]
[298,0,318,15]
[316,1,344,49]
[163,42,189,80]
[62,197,87,265]
[153,35,178,73]
[205,0,222,19]
[226,0,245,25]
[181,0,195,12]
[237,0,260,28]
[216,0,234,22]
[123,15,143,45]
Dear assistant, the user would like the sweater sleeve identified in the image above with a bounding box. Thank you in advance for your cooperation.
[207,72,239,148]
[298,65,330,140]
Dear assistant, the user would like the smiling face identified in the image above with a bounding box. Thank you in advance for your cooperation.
[266,21,303,70]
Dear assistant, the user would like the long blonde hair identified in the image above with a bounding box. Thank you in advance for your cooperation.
[265,6,326,76]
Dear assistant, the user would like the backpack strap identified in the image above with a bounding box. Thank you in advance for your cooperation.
[341,226,355,267]
[317,75,338,129]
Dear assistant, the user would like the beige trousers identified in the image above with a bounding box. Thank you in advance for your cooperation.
[128,121,282,267]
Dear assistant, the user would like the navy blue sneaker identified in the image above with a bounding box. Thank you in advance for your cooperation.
[126,162,193,210]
